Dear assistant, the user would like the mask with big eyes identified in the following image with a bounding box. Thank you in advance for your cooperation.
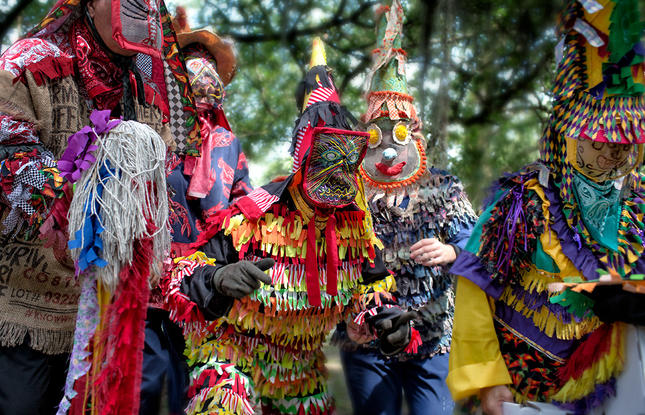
[566,136,643,182]
[361,118,425,184]
[303,127,368,209]
[113,0,163,55]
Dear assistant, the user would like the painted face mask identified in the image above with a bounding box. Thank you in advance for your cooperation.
[111,0,163,56]
[185,48,225,107]
[566,136,643,182]
[361,118,426,186]
[303,127,368,209]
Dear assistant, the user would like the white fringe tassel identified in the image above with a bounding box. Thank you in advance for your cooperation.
[67,121,170,292]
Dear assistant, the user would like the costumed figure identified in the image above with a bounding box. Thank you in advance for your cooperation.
[333,1,477,414]
[163,38,416,415]
[447,1,645,414]
[0,0,202,413]
[140,7,252,415]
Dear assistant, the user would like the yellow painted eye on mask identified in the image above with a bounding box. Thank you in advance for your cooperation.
[367,124,382,148]
[393,122,411,145]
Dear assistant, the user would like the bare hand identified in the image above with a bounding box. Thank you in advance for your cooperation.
[346,320,374,344]
[410,238,457,266]
[481,385,514,415]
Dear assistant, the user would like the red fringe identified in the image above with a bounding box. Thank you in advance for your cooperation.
[94,221,155,415]
[404,327,422,354]
[556,323,613,383]
[16,56,75,86]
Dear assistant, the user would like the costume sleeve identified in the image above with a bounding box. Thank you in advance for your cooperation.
[447,220,474,256]
[0,70,65,233]
[230,141,252,201]
[447,276,511,401]
[179,232,237,320]
[353,248,398,324]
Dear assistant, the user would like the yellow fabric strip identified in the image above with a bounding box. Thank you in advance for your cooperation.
[447,277,511,400]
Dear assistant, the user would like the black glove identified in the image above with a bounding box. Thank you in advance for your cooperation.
[367,308,417,356]
[212,258,274,299]
[586,285,645,325]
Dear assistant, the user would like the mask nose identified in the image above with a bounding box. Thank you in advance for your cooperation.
[382,148,397,162]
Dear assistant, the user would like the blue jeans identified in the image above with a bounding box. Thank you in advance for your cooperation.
[340,349,454,415]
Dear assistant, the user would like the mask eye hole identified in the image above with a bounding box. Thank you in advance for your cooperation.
[347,150,360,164]
[392,122,411,145]
[367,124,382,148]
[323,150,340,162]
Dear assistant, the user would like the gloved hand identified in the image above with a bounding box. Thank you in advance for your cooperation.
[367,308,417,356]
[586,285,645,325]
[211,258,274,299]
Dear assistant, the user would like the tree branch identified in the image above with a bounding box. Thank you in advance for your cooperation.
[0,0,35,42]
[226,1,376,43]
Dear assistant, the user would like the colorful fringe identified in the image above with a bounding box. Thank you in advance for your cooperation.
[164,182,397,414]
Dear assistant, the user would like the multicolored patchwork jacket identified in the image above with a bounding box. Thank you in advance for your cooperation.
[448,165,645,413]
[335,168,477,359]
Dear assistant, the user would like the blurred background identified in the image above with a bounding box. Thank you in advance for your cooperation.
[0,1,561,412]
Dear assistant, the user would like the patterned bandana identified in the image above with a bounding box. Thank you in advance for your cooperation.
[302,127,368,209]
[71,19,125,111]
[110,0,163,57]
[572,172,621,251]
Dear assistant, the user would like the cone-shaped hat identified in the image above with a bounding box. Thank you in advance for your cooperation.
[362,0,417,123]
[290,37,357,171]
[547,0,645,145]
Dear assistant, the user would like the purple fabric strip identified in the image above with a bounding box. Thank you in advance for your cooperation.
[495,301,577,359]
[450,250,504,299]
[541,183,601,280]
[553,377,616,415]
[508,284,582,323]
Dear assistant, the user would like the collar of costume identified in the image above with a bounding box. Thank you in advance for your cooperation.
[71,19,123,113]
[290,184,340,306]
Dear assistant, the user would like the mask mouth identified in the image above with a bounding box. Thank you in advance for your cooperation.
[375,161,406,176]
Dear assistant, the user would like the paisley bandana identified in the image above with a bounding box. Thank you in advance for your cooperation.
[572,172,622,251]
[110,0,163,57]
[71,19,125,111]
[303,127,368,209]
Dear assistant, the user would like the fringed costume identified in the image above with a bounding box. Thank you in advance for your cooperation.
[447,1,645,413]
[164,38,409,415]
[333,2,476,414]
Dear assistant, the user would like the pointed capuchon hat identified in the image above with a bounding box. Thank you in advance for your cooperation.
[547,0,645,146]
[290,37,357,172]
[362,0,417,124]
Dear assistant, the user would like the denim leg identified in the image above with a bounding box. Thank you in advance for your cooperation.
[399,353,454,415]
[139,316,168,415]
[340,349,402,415]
